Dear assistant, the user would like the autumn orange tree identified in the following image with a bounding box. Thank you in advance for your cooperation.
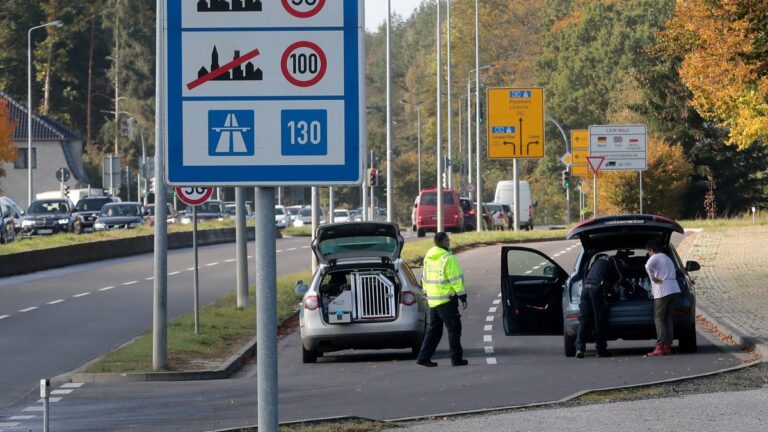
[598,138,692,219]
[659,0,768,148]
[0,98,17,181]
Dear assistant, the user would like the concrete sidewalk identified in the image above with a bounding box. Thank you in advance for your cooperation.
[386,225,768,431]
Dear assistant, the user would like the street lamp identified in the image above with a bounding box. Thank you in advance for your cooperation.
[474,0,483,232]
[465,64,491,203]
[400,99,425,192]
[385,0,393,222]
[28,20,63,208]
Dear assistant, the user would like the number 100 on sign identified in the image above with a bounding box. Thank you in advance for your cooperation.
[282,109,328,156]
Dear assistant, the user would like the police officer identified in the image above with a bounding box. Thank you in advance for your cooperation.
[575,253,626,358]
[416,232,469,367]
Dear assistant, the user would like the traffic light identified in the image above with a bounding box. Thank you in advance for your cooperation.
[561,170,571,188]
[63,185,70,197]
[120,117,130,138]
[368,168,378,187]
[150,177,156,194]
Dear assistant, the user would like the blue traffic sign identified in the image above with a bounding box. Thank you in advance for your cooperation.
[509,90,532,98]
[164,0,364,186]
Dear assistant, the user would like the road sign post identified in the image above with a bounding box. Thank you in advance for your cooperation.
[587,156,604,218]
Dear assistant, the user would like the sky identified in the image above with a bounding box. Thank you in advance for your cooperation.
[364,0,421,31]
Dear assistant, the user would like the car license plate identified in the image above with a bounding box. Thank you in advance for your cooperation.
[38,229,53,234]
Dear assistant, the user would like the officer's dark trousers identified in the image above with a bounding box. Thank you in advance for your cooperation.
[417,301,463,363]
[575,284,608,352]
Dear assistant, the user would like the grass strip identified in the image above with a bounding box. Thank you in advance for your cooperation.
[86,270,311,373]
[0,219,255,256]
[283,226,312,237]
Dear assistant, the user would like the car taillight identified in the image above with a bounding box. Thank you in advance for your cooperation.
[304,295,319,311]
[453,213,459,220]
[401,291,417,306]
[468,210,475,216]
[566,313,579,320]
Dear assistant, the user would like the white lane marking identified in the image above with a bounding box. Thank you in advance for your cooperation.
[524,270,533,274]
[145,277,154,281]
[532,265,541,270]
[484,346,495,354]
[22,406,43,412]
[36,397,62,403]
[9,415,35,420]
[553,253,562,257]
[0,423,20,428]
[483,335,493,343]
[247,255,253,258]
[61,383,84,388]
[485,316,494,322]
[540,261,547,265]
[484,325,493,332]
[493,299,501,305]
[122,281,138,286]
[302,246,310,249]
[168,271,181,276]
[225,258,236,263]
[206,262,219,267]
[51,389,73,395]
[187,267,195,271]
[73,292,91,298]
[489,306,497,313]
[288,248,297,251]
[497,293,501,297]
[99,286,115,292]
[19,307,38,313]
[0,315,9,320]
[276,250,283,253]
[47,300,65,305]
[486,357,498,365]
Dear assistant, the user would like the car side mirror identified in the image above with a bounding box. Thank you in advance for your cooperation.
[543,265,556,277]
[295,280,309,296]
[685,261,701,272]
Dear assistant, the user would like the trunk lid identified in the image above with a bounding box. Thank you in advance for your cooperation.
[567,214,684,250]
[312,222,403,264]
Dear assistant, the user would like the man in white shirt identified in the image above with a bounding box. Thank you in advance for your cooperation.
[644,239,681,356]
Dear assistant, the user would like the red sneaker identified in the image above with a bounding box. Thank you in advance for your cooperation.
[647,344,666,356]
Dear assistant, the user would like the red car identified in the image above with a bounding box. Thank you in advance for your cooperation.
[414,188,464,237]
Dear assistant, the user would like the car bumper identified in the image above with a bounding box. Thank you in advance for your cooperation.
[21,225,68,236]
[563,307,696,340]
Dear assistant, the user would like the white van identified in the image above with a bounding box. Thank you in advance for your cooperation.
[494,180,534,230]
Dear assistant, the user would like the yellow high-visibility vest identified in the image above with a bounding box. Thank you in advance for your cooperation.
[421,246,466,308]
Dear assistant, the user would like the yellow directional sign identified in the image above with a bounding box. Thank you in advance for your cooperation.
[487,87,544,159]
[570,129,589,178]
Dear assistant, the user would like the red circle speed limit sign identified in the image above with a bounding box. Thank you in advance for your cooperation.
[281,41,328,87]
[175,187,213,206]
[281,0,326,18]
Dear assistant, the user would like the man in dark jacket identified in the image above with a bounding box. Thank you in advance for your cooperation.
[575,254,627,358]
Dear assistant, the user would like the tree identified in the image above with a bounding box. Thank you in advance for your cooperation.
[0,99,19,187]
[658,0,768,148]
[598,138,692,218]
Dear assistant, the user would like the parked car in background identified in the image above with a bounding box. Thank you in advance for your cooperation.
[275,205,291,228]
[146,203,178,226]
[0,202,17,243]
[332,208,351,223]
[296,221,428,363]
[21,198,75,237]
[72,196,117,234]
[459,198,478,231]
[485,203,509,231]
[500,214,699,357]
[180,200,226,224]
[93,202,146,231]
[224,202,254,220]
[293,206,326,227]
[287,205,302,222]
[0,196,24,235]
[500,204,515,230]
[414,188,464,237]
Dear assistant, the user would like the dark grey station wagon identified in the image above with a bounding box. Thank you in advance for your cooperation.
[500,214,701,356]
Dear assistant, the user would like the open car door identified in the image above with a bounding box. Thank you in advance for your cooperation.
[501,246,568,335]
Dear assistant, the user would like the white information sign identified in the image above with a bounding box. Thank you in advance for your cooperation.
[588,124,647,171]
[164,0,364,186]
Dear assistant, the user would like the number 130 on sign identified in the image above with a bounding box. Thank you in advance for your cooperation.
[281,109,328,156]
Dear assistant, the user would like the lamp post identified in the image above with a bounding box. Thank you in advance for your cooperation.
[466,65,491,205]
[474,0,483,232]
[400,99,424,192]
[446,0,453,189]
[28,20,63,208]
[385,0,393,222]
[436,0,444,232]
[547,115,571,225]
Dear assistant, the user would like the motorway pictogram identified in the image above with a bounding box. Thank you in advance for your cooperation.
[209,111,255,156]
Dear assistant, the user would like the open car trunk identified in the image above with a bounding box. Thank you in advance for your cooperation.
[318,266,401,324]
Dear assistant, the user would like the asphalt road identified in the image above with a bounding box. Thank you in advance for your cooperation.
[0,236,746,432]
[0,235,315,409]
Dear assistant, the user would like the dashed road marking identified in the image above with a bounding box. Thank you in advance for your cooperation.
[47,299,65,305]
[36,397,62,403]
[484,325,493,331]
[485,315,494,322]
[9,416,35,420]
[187,267,195,271]
[0,315,9,320]
[483,335,493,343]
[484,346,494,354]
[168,271,181,276]
[492,299,501,305]
[73,292,91,298]
[22,406,43,412]
[225,258,236,263]
[99,286,115,292]
[122,281,138,286]
[532,265,541,270]
[61,383,84,388]
[288,248,297,251]
[206,262,219,267]
[145,277,154,281]
[0,423,20,428]
[497,293,501,297]
[19,307,37,313]
[486,357,498,365]
[302,246,310,249]
[51,389,73,395]
[524,270,533,274]
[276,250,283,253]
[489,306,497,313]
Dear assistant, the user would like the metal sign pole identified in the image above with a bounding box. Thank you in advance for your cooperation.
[255,187,278,432]
[639,171,643,214]
[193,205,199,335]
[236,187,249,308]
[40,378,49,432]
[436,0,444,233]
[513,160,520,231]
[593,174,598,218]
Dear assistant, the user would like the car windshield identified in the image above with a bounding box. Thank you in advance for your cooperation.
[460,199,472,211]
[334,210,349,216]
[197,202,223,213]
[420,191,455,205]
[28,201,68,214]
[225,205,236,215]
[299,208,312,217]
[318,235,399,257]
[275,207,285,216]
[101,204,141,217]
[287,207,299,216]
[486,204,502,212]
[76,198,112,211]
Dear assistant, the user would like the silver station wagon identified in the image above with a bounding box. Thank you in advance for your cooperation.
[296,222,428,363]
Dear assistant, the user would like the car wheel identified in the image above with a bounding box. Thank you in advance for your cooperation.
[564,330,576,357]
[417,228,425,238]
[302,345,318,363]
[678,328,698,353]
